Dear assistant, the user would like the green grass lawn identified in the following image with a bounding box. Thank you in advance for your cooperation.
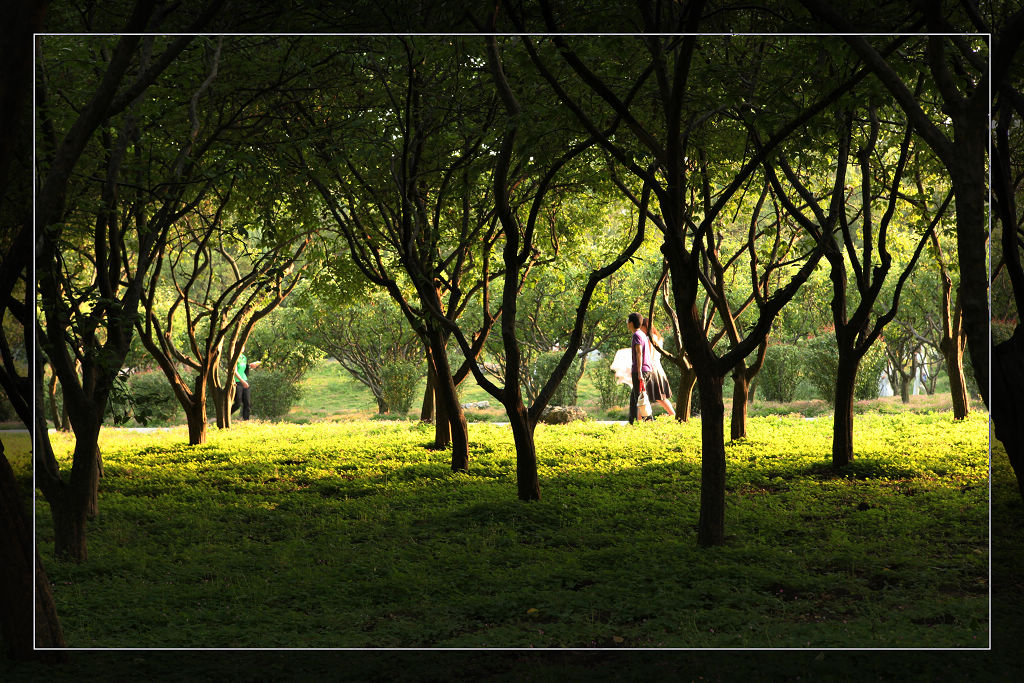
[31,412,990,648]
[277,360,982,425]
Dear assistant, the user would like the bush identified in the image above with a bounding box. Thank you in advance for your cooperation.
[126,371,184,425]
[533,351,581,406]
[379,359,422,415]
[803,334,886,405]
[0,391,14,422]
[590,355,629,410]
[758,343,804,403]
[248,370,304,420]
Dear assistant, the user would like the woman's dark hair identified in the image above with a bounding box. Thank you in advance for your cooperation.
[627,312,642,328]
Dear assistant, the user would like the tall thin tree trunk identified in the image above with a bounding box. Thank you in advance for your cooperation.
[696,373,726,547]
[506,400,540,501]
[950,125,990,408]
[47,372,59,429]
[832,350,860,468]
[86,444,101,519]
[940,293,969,420]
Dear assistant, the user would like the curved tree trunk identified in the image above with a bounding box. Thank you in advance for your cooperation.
[0,445,67,659]
[939,292,969,420]
[47,371,59,429]
[832,350,860,469]
[730,341,766,440]
[696,373,726,547]
[675,366,696,422]
[506,400,540,501]
[426,328,469,471]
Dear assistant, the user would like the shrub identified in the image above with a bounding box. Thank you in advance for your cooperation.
[379,359,422,415]
[125,370,184,425]
[533,351,581,406]
[590,355,629,410]
[248,370,304,420]
[803,334,886,405]
[757,343,803,403]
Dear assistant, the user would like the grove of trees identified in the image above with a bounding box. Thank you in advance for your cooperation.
[1,0,1021,663]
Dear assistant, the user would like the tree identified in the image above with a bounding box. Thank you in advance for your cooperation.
[137,191,312,444]
[524,28,871,544]
[798,6,990,416]
[293,37,508,469]
[299,292,422,414]
[990,7,1024,497]
[764,103,953,467]
[426,33,649,500]
[34,24,225,561]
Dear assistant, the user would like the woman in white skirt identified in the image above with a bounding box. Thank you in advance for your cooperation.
[642,318,676,418]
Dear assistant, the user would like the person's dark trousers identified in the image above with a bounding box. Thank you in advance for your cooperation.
[629,370,652,424]
[231,382,251,420]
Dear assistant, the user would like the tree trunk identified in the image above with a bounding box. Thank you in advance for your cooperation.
[507,400,540,501]
[950,122,990,408]
[426,329,469,472]
[898,369,911,403]
[212,383,232,429]
[1,443,68,658]
[375,395,389,414]
[50,489,89,562]
[186,400,207,445]
[696,373,726,547]
[47,371,59,429]
[675,366,696,422]
[60,396,71,432]
[992,327,1024,500]
[86,444,101,519]
[945,345,970,421]
[730,364,749,440]
[420,364,435,422]
[832,350,860,468]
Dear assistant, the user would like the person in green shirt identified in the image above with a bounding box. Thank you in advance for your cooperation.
[230,346,261,420]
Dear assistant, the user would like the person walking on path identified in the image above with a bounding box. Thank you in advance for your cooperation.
[642,317,676,418]
[628,312,653,424]
[231,346,261,420]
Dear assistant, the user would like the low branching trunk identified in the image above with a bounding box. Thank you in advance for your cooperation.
[696,373,726,547]
[507,400,540,501]
[832,350,860,468]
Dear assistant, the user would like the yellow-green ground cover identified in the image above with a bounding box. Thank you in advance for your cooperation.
[26,412,989,648]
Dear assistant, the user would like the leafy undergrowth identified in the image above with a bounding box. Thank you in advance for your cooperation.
[36,413,989,649]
